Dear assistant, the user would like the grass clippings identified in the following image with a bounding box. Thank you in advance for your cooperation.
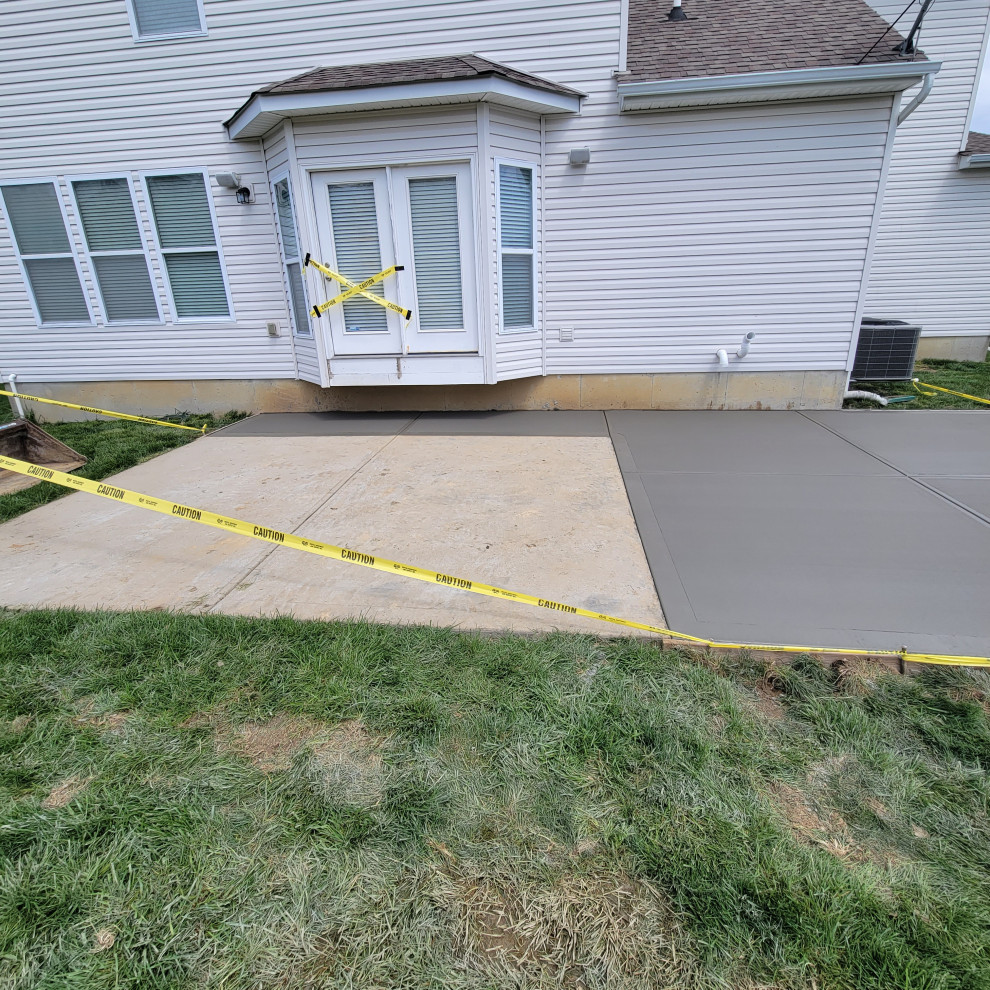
[1,610,989,989]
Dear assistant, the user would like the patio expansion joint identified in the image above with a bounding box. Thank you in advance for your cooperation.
[797,412,990,529]
[203,430,410,613]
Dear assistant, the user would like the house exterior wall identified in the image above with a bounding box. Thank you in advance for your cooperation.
[865,0,990,345]
[0,0,901,408]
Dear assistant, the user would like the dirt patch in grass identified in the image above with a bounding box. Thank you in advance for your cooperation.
[751,679,786,720]
[440,864,690,986]
[310,719,385,807]
[7,715,31,734]
[224,714,328,772]
[71,696,129,733]
[41,776,91,809]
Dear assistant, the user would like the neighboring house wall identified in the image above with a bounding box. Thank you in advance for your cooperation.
[865,0,990,353]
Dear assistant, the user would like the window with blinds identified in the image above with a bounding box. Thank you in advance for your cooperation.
[71,178,160,323]
[498,164,535,331]
[327,181,388,334]
[145,173,231,319]
[409,176,463,330]
[0,182,91,325]
[273,178,310,337]
[127,0,206,40]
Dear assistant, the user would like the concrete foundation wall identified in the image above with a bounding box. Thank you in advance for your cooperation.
[8,372,846,421]
[916,335,990,362]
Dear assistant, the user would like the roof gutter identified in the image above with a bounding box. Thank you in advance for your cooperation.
[617,60,941,113]
[958,152,990,170]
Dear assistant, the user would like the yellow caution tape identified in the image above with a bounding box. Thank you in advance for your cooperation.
[305,255,412,321]
[913,379,990,407]
[0,451,987,669]
[0,389,206,433]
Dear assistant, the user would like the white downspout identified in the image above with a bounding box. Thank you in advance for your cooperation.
[897,72,934,125]
[6,375,25,419]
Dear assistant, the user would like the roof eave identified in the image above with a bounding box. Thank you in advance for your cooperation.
[958,153,990,170]
[226,76,583,139]
[616,60,941,113]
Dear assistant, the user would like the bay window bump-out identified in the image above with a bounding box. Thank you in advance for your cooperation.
[144,172,233,321]
[0,180,92,326]
[496,161,537,333]
[70,176,161,324]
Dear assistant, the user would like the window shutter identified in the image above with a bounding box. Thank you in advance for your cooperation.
[145,173,230,319]
[72,178,159,322]
[1,182,90,324]
[327,182,388,333]
[408,177,463,330]
[132,0,203,37]
[498,165,535,330]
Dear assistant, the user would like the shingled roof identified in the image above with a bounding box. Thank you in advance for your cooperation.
[625,0,916,82]
[962,131,990,155]
[254,54,582,99]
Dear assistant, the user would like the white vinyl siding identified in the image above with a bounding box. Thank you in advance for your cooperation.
[71,176,160,323]
[272,176,310,336]
[865,0,990,340]
[0,181,91,326]
[408,176,463,330]
[126,0,206,42]
[145,172,232,320]
[497,163,536,332]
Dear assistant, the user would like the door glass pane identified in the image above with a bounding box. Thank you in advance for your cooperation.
[92,255,158,321]
[327,182,388,334]
[501,253,534,329]
[409,176,463,330]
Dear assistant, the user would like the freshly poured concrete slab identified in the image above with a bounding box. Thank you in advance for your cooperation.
[608,410,898,476]
[805,411,990,477]
[216,436,663,635]
[0,436,395,613]
[607,410,990,657]
[924,479,990,523]
[214,412,417,437]
[406,410,609,436]
[0,433,663,636]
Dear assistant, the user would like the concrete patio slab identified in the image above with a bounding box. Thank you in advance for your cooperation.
[0,431,663,636]
[211,412,418,437]
[607,409,990,657]
[805,410,990,477]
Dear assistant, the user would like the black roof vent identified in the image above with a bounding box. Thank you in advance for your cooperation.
[667,0,687,21]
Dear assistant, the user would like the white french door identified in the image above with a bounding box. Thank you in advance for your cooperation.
[311,163,478,358]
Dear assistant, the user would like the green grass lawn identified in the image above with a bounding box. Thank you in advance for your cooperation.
[847,352,990,409]
[2,611,988,989]
[0,404,245,524]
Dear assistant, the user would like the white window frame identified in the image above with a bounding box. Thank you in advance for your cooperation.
[140,168,235,324]
[269,168,311,337]
[494,158,538,335]
[0,176,95,328]
[68,172,164,326]
[124,0,208,43]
